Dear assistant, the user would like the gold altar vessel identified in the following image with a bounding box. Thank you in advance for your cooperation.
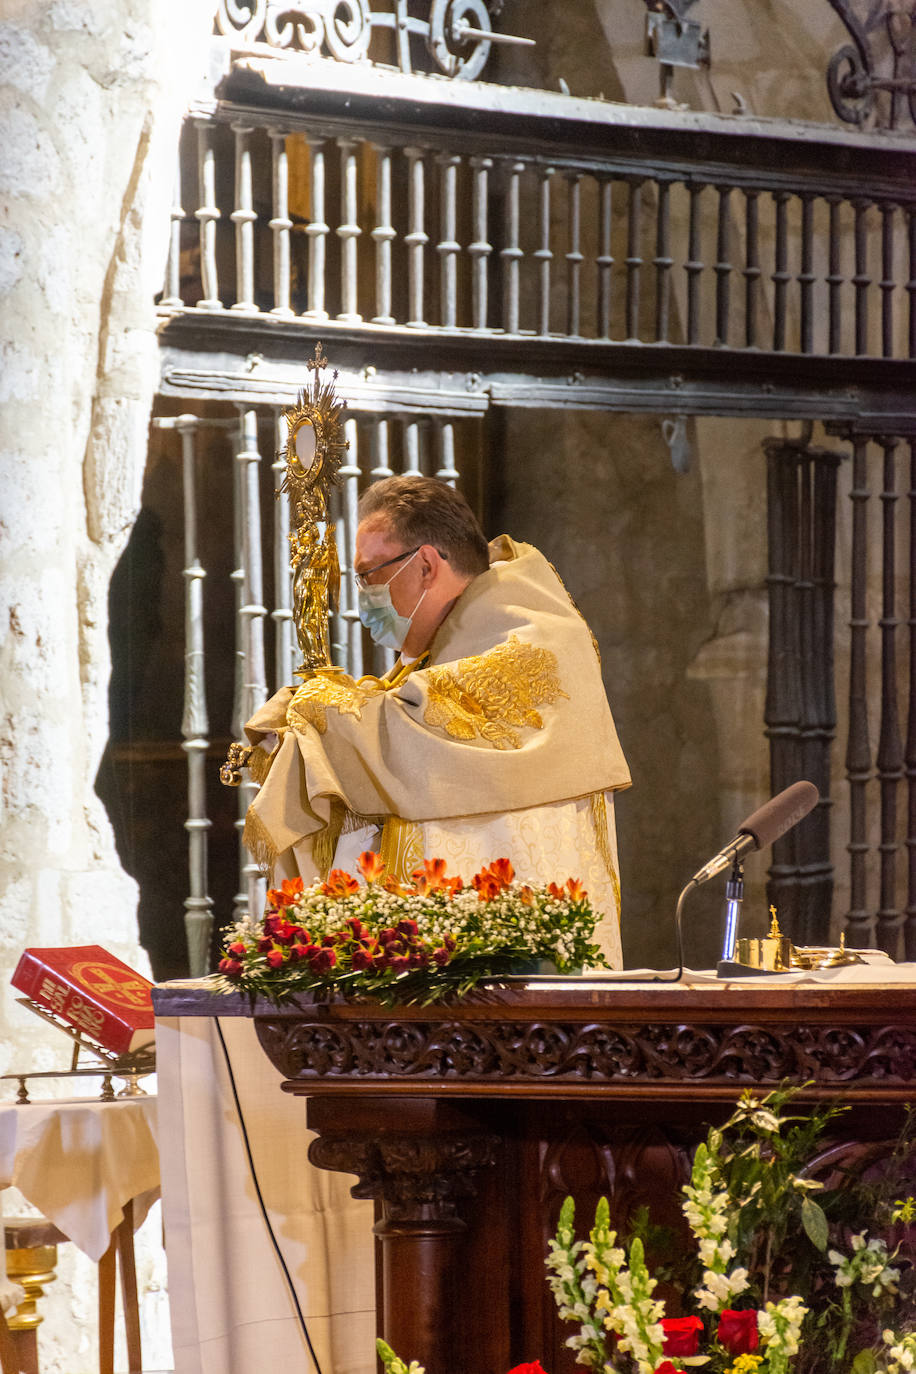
[220,343,348,786]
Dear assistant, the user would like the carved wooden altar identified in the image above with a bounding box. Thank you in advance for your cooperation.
[152,980,916,1374]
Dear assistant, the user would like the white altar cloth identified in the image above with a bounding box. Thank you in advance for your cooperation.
[0,1096,159,1262]
[154,1014,374,1374]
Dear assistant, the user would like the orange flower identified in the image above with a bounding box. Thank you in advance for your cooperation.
[357,851,386,884]
[566,877,588,902]
[266,876,304,908]
[410,857,454,896]
[487,857,515,888]
[322,869,360,897]
[518,885,536,906]
[547,882,565,899]
[472,871,501,902]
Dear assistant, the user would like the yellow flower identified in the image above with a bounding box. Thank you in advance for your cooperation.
[893,1197,916,1224]
[727,1357,764,1374]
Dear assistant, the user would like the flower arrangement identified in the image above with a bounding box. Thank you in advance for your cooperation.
[376,1344,549,1374]
[546,1088,916,1374]
[215,852,607,1005]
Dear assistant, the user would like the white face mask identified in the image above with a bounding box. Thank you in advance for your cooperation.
[357,548,426,651]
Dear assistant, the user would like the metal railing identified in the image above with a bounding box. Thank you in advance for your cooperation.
[152,403,481,969]
[161,93,916,364]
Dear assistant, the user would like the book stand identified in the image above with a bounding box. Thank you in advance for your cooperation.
[6,999,155,1102]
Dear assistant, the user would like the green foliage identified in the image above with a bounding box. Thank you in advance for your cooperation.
[546,1087,916,1374]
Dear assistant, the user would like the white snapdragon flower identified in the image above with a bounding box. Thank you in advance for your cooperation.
[695,1265,749,1311]
[757,1295,808,1374]
[882,1329,916,1373]
[829,1233,900,1298]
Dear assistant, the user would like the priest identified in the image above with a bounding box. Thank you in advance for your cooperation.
[243,475,631,965]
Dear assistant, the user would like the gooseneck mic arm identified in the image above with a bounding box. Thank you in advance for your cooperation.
[689,780,820,887]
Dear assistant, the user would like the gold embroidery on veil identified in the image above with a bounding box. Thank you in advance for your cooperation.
[423,634,567,750]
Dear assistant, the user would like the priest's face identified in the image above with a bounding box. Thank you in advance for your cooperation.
[354,516,424,620]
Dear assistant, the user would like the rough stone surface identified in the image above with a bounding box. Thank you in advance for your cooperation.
[0,1,213,1367]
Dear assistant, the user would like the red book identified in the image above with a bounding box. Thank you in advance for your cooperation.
[12,946,156,1056]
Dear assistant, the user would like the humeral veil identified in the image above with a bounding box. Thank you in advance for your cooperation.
[242,536,631,965]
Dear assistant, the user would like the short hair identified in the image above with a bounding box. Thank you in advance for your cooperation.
[358,475,490,578]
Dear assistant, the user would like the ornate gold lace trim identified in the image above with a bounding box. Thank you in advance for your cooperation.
[422,633,567,750]
[287,668,376,733]
[378,816,425,882]
[589,790,621,917]
[247,743,276,787]
[544,555,602,667]
[286,657,429,735]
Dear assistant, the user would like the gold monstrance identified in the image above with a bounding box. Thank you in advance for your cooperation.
[220,343,348,786]
[280,344,348,671]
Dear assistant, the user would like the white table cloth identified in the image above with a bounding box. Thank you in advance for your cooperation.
[0,1096,160,1262]
[154,1013,375,1374]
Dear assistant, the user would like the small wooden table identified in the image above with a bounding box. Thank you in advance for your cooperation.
[0,1096,159,1374]
[154,974,916,1374]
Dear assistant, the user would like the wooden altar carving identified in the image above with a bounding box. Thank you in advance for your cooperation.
[154,981,916,1374]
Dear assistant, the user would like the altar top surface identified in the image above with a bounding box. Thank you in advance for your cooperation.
[152,966,916,1022]
[153,971,916,1102]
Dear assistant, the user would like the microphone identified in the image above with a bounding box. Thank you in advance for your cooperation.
[690,780,819,886]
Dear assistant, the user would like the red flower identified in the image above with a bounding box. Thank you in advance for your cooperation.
[661,1316,704,1357]
[506,1364,550,1374]
[265,949,286,969]
[654,1363,687,1374]
[218,957,243,977]
[309,946,337,974]
[357,851,386,884]
[717,1310,759,1355]
[226,941,247,958]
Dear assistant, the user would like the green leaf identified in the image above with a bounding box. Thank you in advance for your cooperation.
[801,1196,829,1251]
[850,1350,878,1374]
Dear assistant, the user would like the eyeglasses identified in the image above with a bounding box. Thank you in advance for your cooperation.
[354,547,421,591]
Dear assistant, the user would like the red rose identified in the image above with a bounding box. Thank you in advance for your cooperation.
[654,1362,687,1374]
[717,1310,759,1355]
[226,941,247,958]
[661,1316,704,1357]
[506,1363,549,1374]
[309,946,337,974]
[265,949,286,969]
[218,957,243,977]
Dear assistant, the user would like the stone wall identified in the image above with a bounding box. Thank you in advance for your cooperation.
[0,0,908,1365]
[0,2,212,1367]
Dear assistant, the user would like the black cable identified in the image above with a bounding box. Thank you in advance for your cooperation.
[502,882,691,986]
[213,1017,325,1374]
